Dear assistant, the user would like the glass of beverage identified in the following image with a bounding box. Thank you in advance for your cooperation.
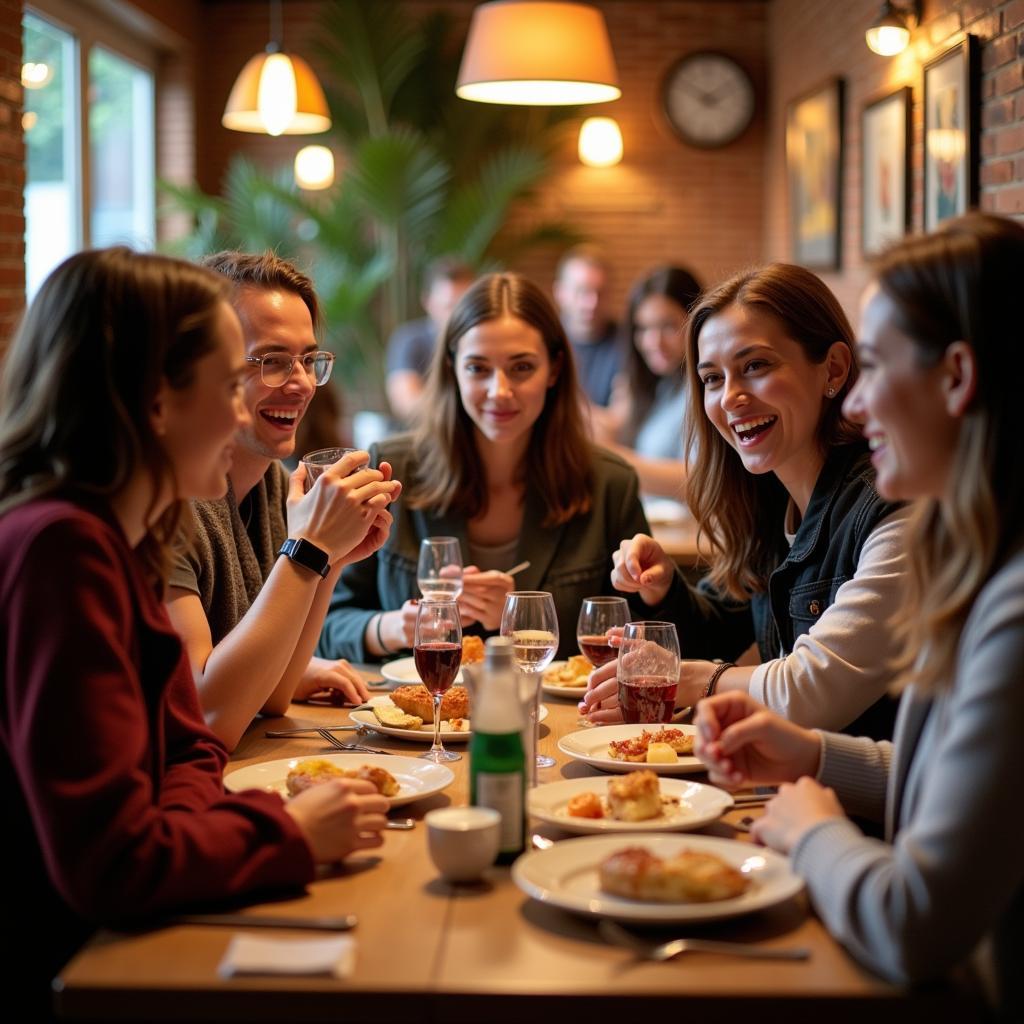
[417,537,464,601]
[500,591,558,773]
[414,599,463,763]
[576,596,629,667]
[300,447,362,492]
[616,621,680,724]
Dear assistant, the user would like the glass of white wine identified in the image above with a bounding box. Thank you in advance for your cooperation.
[500,591,558,774]
[417,537,464,601]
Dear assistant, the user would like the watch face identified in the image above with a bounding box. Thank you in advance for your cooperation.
[663,53,755,148]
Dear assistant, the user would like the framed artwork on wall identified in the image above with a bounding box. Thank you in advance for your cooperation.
[923,35,978,231]
[786,79,844,270]
[862,86,911,257]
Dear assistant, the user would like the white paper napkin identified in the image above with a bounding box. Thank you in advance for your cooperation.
[218,934,356,978]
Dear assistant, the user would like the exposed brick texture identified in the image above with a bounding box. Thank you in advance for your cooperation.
[0,0,21,346]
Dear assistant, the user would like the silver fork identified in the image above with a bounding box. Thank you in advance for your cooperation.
[598,919,810,961]
[316,729,392,755]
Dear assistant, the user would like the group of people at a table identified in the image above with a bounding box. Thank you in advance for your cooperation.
[1,212,1020,1020]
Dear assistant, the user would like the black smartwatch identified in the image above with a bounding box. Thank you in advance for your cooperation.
[278,538,330,579]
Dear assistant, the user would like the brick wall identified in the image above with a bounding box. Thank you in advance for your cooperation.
[764,0,1024,314]
[0,0,23,346]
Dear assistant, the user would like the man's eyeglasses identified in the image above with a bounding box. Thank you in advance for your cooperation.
[245,350,335,388]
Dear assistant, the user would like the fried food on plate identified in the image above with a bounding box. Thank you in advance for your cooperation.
[461,635,485,664]
[542,654,593,687]
[608,727,694,762]
[607,769,662,822]
[599,846,749,902]
[390,684,469,723]
[285,758,400,798]
[567,791,605,819]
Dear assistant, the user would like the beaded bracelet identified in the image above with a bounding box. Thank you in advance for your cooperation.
[374,613,391,655]
[702,661,736,700]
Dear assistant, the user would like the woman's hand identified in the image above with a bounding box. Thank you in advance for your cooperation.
[458,566,514,629]
[751,778,845,854]
[694,691,822,788]
[285,778,389,862]
[611,534,675,606]
[294,656,371,705]
[578,659,623,723]
[287,451,402,563]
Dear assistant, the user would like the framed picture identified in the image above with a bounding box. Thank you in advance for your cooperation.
[786,79,844,270]
[861,86,911,257]
[923,36,979,231]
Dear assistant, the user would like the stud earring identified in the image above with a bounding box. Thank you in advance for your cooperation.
[826,385,836,397]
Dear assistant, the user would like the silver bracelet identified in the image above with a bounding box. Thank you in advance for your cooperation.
[702,661,735,700]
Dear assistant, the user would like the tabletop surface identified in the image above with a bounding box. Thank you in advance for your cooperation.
[55,673,984,1023]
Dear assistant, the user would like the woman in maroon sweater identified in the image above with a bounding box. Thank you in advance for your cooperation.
[0,248,388,1018]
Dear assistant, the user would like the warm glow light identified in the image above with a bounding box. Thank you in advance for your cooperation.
[578,117,622,167]
[222,51,331,135]
[866,24,910,56]
[22,111,37,131]
[928,128,966,162]
[257,52,297,136]
[456,1,620,106]
[21,61,52,89]
[294,145,335,189]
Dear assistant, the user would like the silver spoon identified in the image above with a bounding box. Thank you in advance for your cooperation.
[598,919,810,962]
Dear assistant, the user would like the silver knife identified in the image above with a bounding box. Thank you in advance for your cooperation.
[170,913,357,931]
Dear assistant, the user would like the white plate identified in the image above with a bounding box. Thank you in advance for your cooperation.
[512,833,803,923]
[350,694,548,743]
[379,655,465,685]
[529,777,733,835]
[540,661,591,699]
[223,753,454,808]
[558,723,703,775]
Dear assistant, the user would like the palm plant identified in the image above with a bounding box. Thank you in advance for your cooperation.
[160,0,580,406]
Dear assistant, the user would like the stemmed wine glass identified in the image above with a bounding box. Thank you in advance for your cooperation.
[417,537,464,601]
[616,621,681,724]
[500,591,558,776]
[576,596,630,667]
[414,600,463,763]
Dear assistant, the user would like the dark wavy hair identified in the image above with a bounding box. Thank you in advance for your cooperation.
[683,263,860,598]
[0,247,230,584]
[621,265,703,443]
[408,273,593,526]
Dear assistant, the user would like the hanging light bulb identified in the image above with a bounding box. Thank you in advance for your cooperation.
[294,145,335,190]
[865,1,920,57]
[578,117,623,167]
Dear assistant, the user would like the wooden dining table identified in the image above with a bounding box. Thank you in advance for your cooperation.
[54,675,986,1023]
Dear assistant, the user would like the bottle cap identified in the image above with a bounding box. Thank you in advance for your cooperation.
[484,635,514,666]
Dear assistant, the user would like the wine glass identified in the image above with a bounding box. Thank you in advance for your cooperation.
[616,621,681,724]
[414,600,463,763]
[417,537,464,601]
[576,596,629,667]
[500,591,558,775]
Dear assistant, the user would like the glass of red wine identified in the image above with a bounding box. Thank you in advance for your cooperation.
[616,621,680,724]
[576,596,629,667]
[414,599,463,763]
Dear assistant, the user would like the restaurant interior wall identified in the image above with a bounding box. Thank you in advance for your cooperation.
[763,0,1024,314]
[0,0,23,346]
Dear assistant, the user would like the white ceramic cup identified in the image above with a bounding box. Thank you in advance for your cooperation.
[425,807,501,882]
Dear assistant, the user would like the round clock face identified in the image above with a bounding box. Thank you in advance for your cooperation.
[662,53,755,148]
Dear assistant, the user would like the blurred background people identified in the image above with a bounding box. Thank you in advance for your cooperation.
[386,256,475,424]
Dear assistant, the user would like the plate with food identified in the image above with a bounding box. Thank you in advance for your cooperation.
[540,655,594,698]
[558,723,703,775]
[224,753,454,808]
[378,636,486,685]
[350,690,548,743]
[529,771,732,835]
[512,832,803,923]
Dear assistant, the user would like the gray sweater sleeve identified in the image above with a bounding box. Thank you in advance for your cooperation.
[789,554,1024,985]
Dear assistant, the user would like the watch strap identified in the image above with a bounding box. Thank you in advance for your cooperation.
[278,538,330,579]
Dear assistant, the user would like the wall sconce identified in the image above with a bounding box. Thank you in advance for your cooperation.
[294,145,335,190]
[456,1,620,106]
[865,1,921,57]
[222,0,331,135]
[578,117,622,167]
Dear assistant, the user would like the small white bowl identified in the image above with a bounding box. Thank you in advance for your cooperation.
[425,807,501,882]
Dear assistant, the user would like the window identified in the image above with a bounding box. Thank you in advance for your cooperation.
[22,4,156,299]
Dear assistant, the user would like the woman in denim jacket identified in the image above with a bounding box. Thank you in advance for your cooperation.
[318,273,649,663]
[584,264,905,738]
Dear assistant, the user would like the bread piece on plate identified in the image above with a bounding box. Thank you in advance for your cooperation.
[348,763,400,797]
[285,758,345,796]
[461,635,486,664]
[607,769,662,822]
[649,728,694,755]
[447,717,470,732]
[390,684,470,723]
[599,846,749,902]
[373,704,423,730]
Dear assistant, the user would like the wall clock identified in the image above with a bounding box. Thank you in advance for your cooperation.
[662,52,756,148]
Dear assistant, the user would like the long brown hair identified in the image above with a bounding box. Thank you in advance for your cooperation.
[0,247,230,584]
[408,273,593,526]
[877,213,1024,692]
[683,263,860,598]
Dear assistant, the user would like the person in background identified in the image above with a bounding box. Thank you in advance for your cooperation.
[386,256,475,423]
[318,272,649,662]
[167,252,401,751]
[695,213,1024,1019]
[584,263,908,740]
[553,245,622,409]
[593,265,703,499]
[0,248,389,1019]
